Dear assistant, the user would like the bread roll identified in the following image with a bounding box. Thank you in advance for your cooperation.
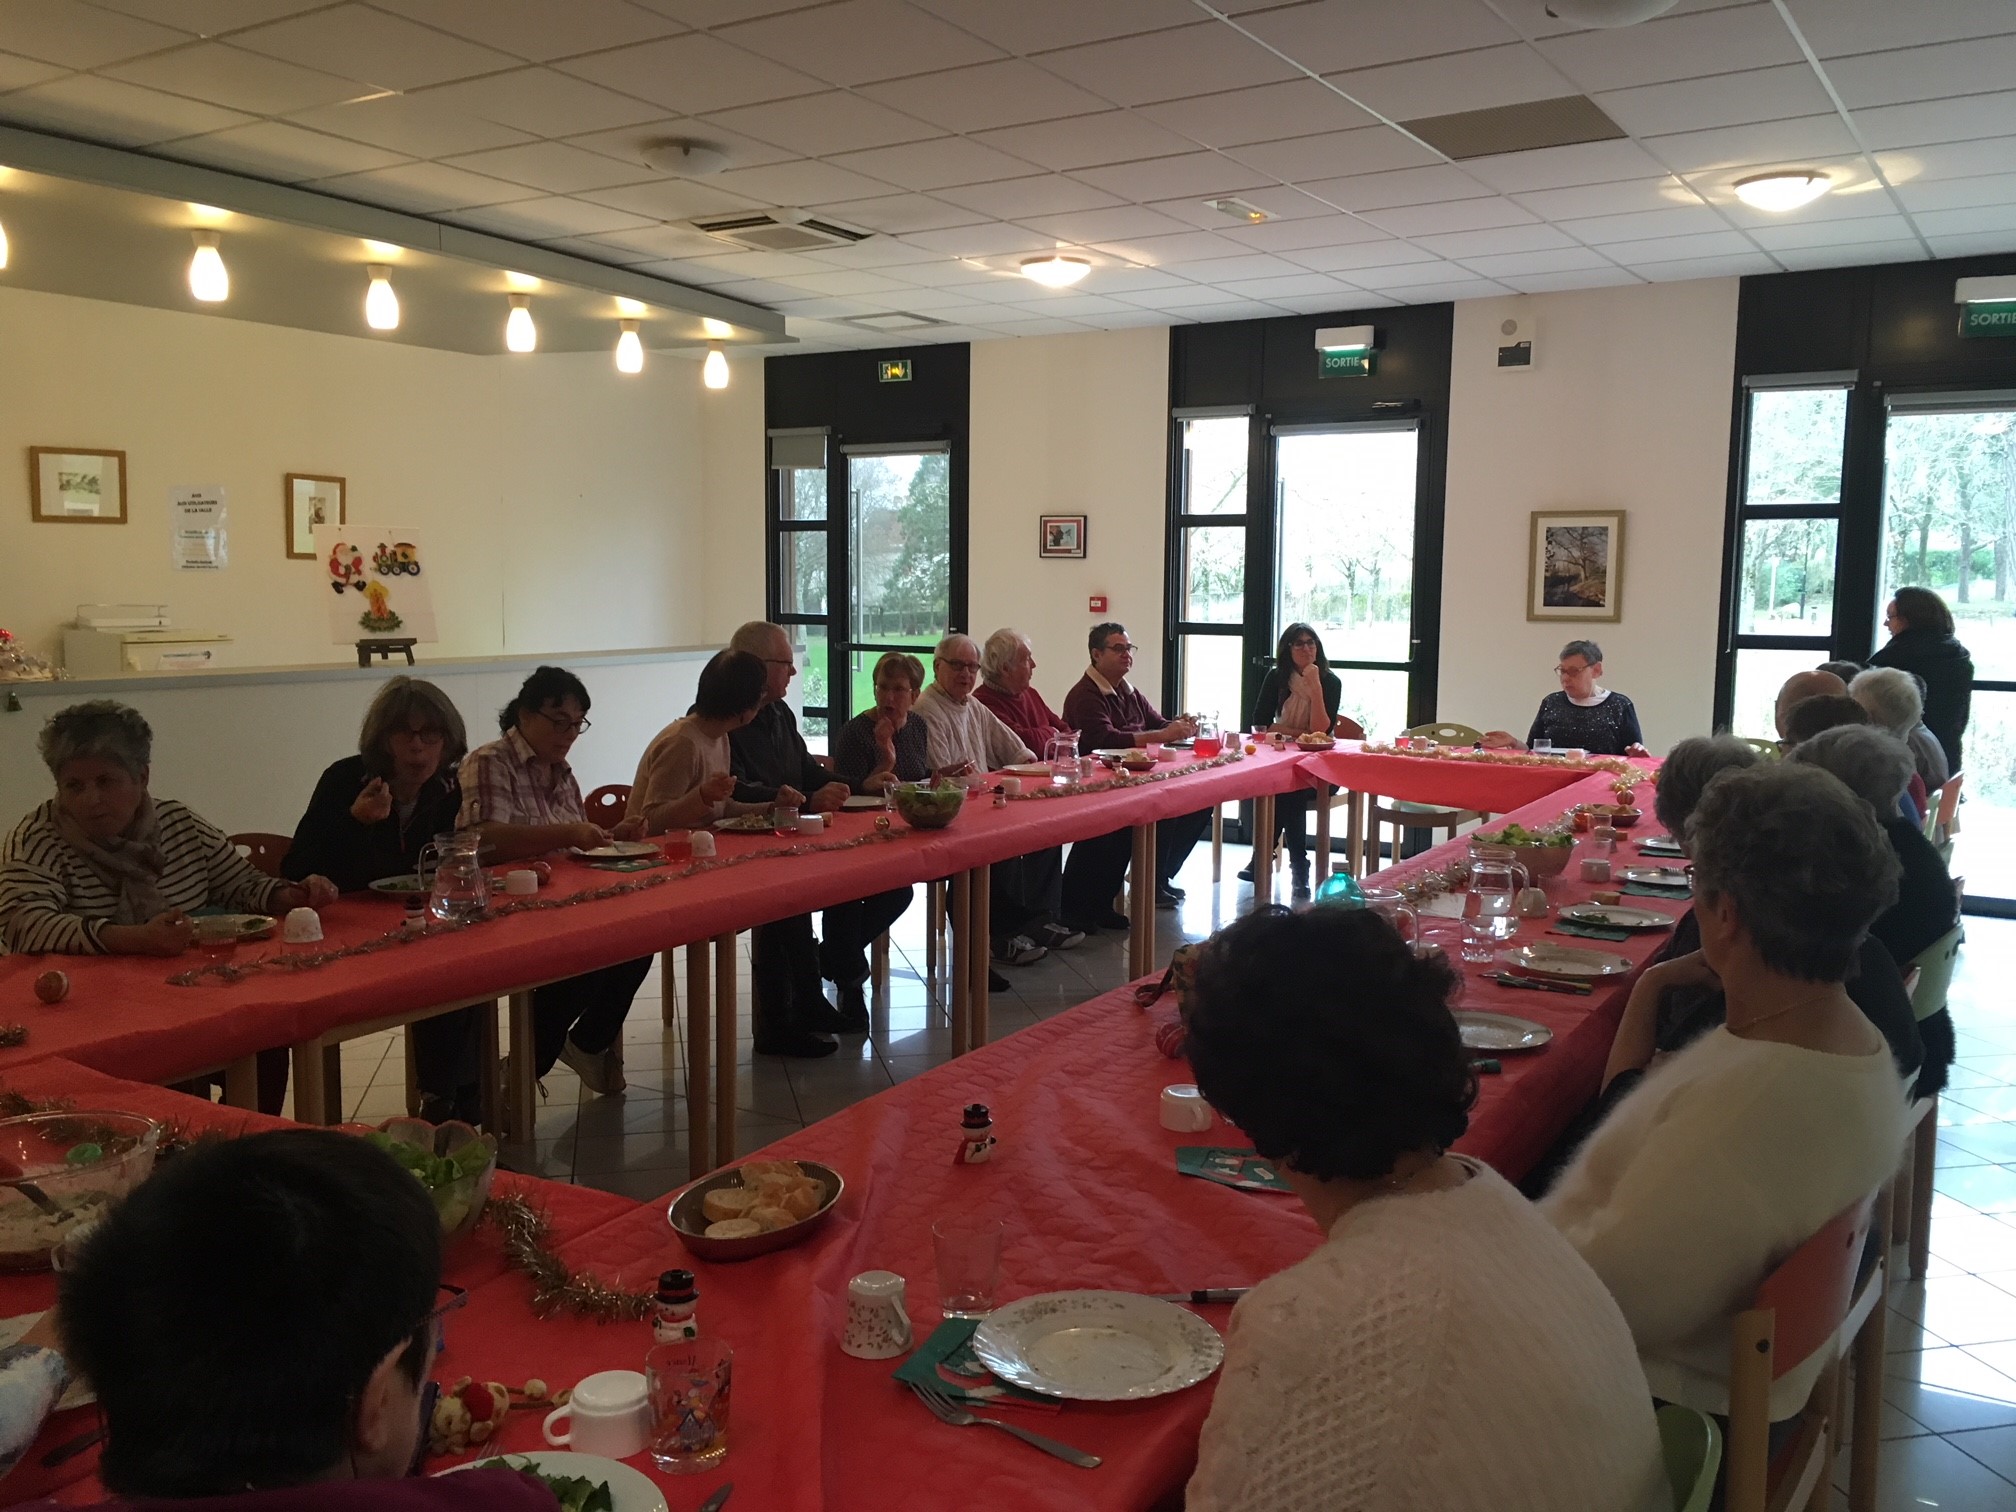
[739,1159,797,1183]
[778,1181,821,1220]
[746,1204,795,1232]
[702,1187,760,1224]
[704,1218,763,1239]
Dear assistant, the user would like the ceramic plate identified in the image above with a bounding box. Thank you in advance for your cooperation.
[1637,836,1684,855]
[1002,763,1055,777]
[972,1291,1224,1402]
[0,1313,91,1410]
[570,841,659,859]
[1622,866,1691,889]
[190,912,275,941]
[369,874,425,896]
[442,1452,667,1512]
[841,794,885,811]
[1454,1011,1554,1052]
[1503,943,1635,980]
[1559,903,1675,932]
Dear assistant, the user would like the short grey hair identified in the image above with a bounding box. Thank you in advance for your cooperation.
[39,700,153,779]
[728,620,784,655]
[1559,639,1603,666]
[1786,724,1915,812]
[1688,763,1900,982]
[1654,735,1760,840]
[1848,667,1923,736]
[933,633,979,663]
[981,628,1031,681]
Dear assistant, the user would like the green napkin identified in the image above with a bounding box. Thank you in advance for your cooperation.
[1624,881,1690,900]
[1551,920,1632,943]
[893,1319,1055,1408]
[1176,1146,1294,1193]
[584,856,666,872]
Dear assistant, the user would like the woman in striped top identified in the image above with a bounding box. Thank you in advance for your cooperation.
[0,701,335,956]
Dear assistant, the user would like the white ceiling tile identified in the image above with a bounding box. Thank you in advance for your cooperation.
[1215,214,1392,253]
[1163,252,1309,283]
[311,160,546,212]
[775,268,911,296]
[556,34,824,115]
[765,295,888,320]
[1362,197,1539,238]
[1537,6,1802,92]
[74,0,325,31]
[582,223,732,259]
[1459,245,1620,276]
[1136,79,1375,150]
[1462,138,1674,194]
[1558,204,1733,242]
[707,158,897,206]
[803,192,983,233]
[1852,91,2016,152]
[228,5,517,90]
[1788,0,2016,59]
[707,276,816,302]
[0,74,253,144]
[1090,228,1252,265]
[1283,239,1440,273]
[1927,230,2016,257]
[932,175,1121,219]
[1499,267,1644,293]
[700,91,942,156]
[1225,127,1440,183]
[1271,290,1400,312]
[1239,0,1517,74]
[973,111,1199,172]
[1339,259,1477,289]
[536,234,658,263]
[925,300,1047,323]
[987,317,1103,335]
[626,254,740,283]
[1512,177,1703,220]
[1896,171,2016,214]
[414,68,668,136]
[1116,284,1253,309]
[1038,23,1301,108]
[852,282,987,308]
[445,195,659,239]
[981,293,1133,318]
[801,236,968,269]
[1355,278,1510,303]
[1074,152,1273,203]
[1876,137,2016,186]
[682,249,834,278]
[1914,204,2016,236]
[1327,45,1579,122]
[1642,115,1858,176]
[1745,213,1919,250]
[0,0,189,68]
[0,51,64,90]
[1417,223,1576,258]
[718,0,1002,85]
[828,136,1037,192]
[1772,240,1927,271]
[1596,65,1833,139]
[106,43,374,115]
[161,119,408,179]
[874,255,998,285]
[1170,300,1297,321]
[1635,252,1780,279]
[1017,205,1196,243]
[1216,272,1357,300]
[372,0,685,62]
[1072,264,1192,293]
[900,222,1058,256]
[287,92,536,157]
[442,140,655,193]
[1297,164,1495,212]
[576,177,768,221]
[1605,230,1763,264]
[1824,33,2016,110]
[857,60,1106,134]
[909,0,1203,55]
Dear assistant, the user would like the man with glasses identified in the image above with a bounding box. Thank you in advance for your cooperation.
[43,1129,556,1509]
[1061,623,1206,921]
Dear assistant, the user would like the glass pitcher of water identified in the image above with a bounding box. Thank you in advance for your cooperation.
[1467,844,1530,943]
[1045,731,1079,785]
[1193,717,1223,759]
[420,831,490,923]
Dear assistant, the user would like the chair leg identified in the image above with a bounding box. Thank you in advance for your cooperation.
[1909,1098,1937,1281]
[402,1024,421,1117]
[661,945,679,1027]
[871,932,890,1008]
[1211,803,1222,883]
[1850,1263,1890,1509]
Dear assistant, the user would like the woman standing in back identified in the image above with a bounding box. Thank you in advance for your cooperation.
[1869,586,1972,772]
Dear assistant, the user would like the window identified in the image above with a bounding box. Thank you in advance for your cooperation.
[768,439,832,739]
[1170,413,1251,724]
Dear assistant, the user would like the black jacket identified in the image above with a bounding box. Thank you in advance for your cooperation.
[283,755,462,893]
[1870,626,1973,772]
[728,700,829,804]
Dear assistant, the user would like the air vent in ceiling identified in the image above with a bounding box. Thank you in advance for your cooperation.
[690,210,871,252]
[1401,95,1626,160]
[845,312,949,332]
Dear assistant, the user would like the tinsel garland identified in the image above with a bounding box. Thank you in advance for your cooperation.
[1361,742,1634,777]
[1007,747,1246,799]
[167,825,910,987]
[486,1193,656,1322]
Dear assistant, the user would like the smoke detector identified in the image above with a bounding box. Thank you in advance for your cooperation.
[640,138,730,177]
[691,209,872,253]
[1543,0,1679,26]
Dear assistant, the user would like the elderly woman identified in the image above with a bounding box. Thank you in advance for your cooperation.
[1544,764,1913,1419]
[1483,640,1649,757]
[1183,906,1667,1511]
[1243,623,1345,896]
[1870,586,1972,772]
[627,651,770,833]
[1849,666,1950,791]
[0,702,335,957]
[973,628,1072,759]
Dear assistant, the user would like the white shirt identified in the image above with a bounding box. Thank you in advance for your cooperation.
[914,684,1033,772]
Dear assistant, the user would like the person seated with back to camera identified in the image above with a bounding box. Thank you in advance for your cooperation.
[1849,666,1951,793]
[1482,639,1651,757]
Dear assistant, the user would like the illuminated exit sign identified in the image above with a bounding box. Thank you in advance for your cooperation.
[878,359,913,381]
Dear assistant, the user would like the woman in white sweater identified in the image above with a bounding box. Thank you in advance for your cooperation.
[1544,762,1912,1418]
[1183,906,1669,1512]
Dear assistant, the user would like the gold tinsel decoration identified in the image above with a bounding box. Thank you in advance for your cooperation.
[486,1194,655,1323]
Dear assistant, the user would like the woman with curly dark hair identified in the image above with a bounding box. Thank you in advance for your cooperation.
[1181,906,1667,1512]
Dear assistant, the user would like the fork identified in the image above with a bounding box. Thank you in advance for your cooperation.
[907,1382,1102,1468]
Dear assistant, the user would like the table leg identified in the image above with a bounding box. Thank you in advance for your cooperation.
[401,1025,421,1117]
[1347,789,1367,878]
[713,934,737,1166]
[949,870,973,1056]
[291,1041,327,1125]
[1253,792,1277,901]
[1211,803,1223,883]
[322,1045,344,1123]
[221,1057,257,1110]
[968,865,991,1050]
[476,1002,501,1135]
[506,991,536,1144]
[1315,783,1333,883]
[685,945,713,1179]
[1128,822,1157,980]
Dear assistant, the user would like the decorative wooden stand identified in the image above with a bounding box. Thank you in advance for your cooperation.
[356,637,417,668]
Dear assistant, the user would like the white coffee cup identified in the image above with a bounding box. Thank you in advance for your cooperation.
[542,1369,652,1459]
[796,812,825,835]
[1000,776,1023,797]
[1160,1084,1214,1132]
[841,1270,913,1360]
[503,869,538,895]
[689,831,717,858]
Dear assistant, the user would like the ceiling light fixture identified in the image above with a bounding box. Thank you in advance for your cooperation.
[1543,0,1679,26]
[1955,275,2016,304]
[616,320,644,374]
[1732,171,1832,212]
[1314,325,1376,353]
[188,231,229,302]
[364,265,399,331]
[0,215,8,271]
[1203,197,1271,225]
[1020,254,1090,288]
[702,344,729,390]
[505,293,536,353]
[701,316,736,339]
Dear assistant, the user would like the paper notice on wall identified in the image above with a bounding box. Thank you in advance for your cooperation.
[171,486,228,570]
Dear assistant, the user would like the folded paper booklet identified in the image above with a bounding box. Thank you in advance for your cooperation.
[1176,1146,1294,1193]
[893,1319,1057,1411]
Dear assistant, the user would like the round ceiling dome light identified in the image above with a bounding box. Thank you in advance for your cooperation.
[639,138,730,177]
[1020,254,1091,288]
[1543,0,1679,26]
[1733,170,1833,212]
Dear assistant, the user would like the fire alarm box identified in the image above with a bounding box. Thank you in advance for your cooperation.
[1088,595,1108,614]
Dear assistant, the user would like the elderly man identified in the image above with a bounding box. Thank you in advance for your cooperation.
[1850,666,1950,791]
[1772,668,1846,744]
[725,621,856,1057]
[975,628,1073,758]
[915,634,1081,971]
[1060,623,1207,920]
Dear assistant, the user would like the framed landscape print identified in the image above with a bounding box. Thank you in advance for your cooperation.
[29,447,126,523]
[1039,514,1087,558]
[1528,510,1625,622]
[286,473,345,559]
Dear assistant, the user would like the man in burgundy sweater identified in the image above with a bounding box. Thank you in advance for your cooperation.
[1059,622,1207,925]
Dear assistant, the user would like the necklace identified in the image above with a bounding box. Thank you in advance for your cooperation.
[1728,985,1838,1035]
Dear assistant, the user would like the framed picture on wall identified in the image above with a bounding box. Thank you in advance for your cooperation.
[286,473,346,559]
[1528,510,1625,622]
[1039,514,1087,559]
[29,447,126,523]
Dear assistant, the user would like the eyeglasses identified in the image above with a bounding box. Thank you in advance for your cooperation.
[534,709,591,735]
[1102,642,1137,656]
[1289,638,1318,649]
[938,658,982,673]
[1554,663,1590,677]
[761,657,795,669]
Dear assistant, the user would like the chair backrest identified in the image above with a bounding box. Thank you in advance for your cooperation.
[1333,715,1367,740]
[583,784,632,828]
[1751,1195,1876,1380]
[1737,736,1781,760]
[1935,770,1964,836]
[230,832,292,879]
[1403,721,1482,744]
[1657,1404,1723,1512]
[1922,782,1944,839]
[1908,925,1963,1022]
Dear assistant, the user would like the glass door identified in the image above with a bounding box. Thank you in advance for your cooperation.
[840,443,951,724]
[1170,412,1250,729]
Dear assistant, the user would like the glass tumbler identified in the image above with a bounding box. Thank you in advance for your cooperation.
[932,1215,1004,1318]
[647,1337,732,1474]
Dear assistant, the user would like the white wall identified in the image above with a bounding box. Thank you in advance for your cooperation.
[699,353,768,646]
[0,283,709,669]
[1440,280,1740,752]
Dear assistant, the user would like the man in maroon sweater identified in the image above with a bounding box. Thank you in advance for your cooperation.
[1059,622,1207,925]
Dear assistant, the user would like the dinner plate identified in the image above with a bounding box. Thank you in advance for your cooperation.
[0,1313,92,1410]
[1091,749,1137,761]
[841,794,885,810]
[972,1291,1224,1402]
[1454,1011,1554,1052]
[569,840,660,859]
[1559,903,1675,932]
[189,912,275,941]
[1636,836,1684,855]
[368,873,425,897]
[1622,866,1691,889]
[1503,943,1635,980]
[1002,763,1055,777]
[441,1452,667,1512]
[711,814,776,832]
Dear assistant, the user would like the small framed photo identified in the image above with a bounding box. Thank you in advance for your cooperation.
[1039,514,1087,559]
[1528,510,1625,622]
[29,447,126,523]
[286,473,346,560]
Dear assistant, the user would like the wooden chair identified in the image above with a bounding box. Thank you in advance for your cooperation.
[1739,736,1782,760]
[1405,720,1482,745]
[584,783,631,829]
[1226,716,1367,883]
[1892,924,1964,1282]
[1932,770,1963,868]
[1366,721,1485,871]
[230,833,293,878]
[1658,1405,1722,1512]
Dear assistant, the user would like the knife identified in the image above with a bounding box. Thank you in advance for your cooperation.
[698,1485,734,1512]
[1155,1288,1249,1304]
[1484,972,1591,996]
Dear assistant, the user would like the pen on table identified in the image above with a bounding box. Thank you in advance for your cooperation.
[1156,1288,1250,1304]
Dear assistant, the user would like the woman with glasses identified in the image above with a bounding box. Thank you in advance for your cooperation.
[1482,639,1649,757]
[1244,622,1343,896]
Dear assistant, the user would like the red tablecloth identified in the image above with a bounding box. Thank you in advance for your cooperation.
[1299,743,1634,814]
[0,750,1314,1090]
